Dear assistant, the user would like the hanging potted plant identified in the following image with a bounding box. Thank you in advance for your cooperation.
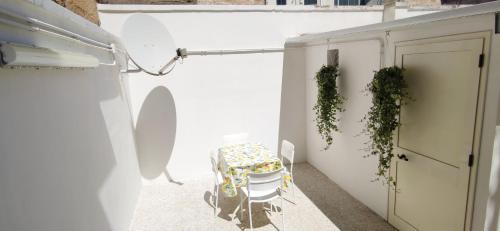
[362,66,411,185]
[313,64,345,150]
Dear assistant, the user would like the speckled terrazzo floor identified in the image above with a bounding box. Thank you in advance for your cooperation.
[130,163,396,231]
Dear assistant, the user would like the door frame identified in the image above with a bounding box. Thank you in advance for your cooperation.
[387,31,491,231]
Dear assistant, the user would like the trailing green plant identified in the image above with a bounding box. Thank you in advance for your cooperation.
[313,65,345,150]
[362,66,410,186]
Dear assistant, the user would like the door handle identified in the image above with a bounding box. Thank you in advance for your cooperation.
[397,154,409,161]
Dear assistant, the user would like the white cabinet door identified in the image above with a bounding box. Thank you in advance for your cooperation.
[388,37,485,231]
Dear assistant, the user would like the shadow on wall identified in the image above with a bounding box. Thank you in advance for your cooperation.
[0,66,133,231]
[135,86,179,183]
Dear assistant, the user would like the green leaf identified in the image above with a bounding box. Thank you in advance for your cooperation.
[362,66,411,186]
[314,65,346,150]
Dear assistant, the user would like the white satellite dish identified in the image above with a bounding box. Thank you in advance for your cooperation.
[121,14,179,75]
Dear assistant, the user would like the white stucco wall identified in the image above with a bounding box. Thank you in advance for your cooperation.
[476,24,500,231]
[485,124,500,231]
[286,7,500,229]
[98,5,384,181]
[302,40,388,218]
[279,47,307,164]
[0,1,142,231]
[0,67,142,231]
[395,7,442,19]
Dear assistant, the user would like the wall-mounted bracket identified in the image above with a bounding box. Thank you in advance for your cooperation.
[327,49,339,66]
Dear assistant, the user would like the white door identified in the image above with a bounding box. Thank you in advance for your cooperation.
[388,38,485,231]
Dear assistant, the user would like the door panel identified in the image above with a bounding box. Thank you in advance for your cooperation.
[394,151,469,231]
[398,50,478,167]
[388,38,484,231]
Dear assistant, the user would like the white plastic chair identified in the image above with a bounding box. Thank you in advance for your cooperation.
[210,150,224,217]
[239,168,285,231]
[223,133,249,146]
[281,140,295,200]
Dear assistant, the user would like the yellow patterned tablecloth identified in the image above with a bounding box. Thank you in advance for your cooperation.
[218,143,289,197]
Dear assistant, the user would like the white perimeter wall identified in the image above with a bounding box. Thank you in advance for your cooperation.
[98,5,384,181]
[0,1,142,230]
[287,11,500,228]
[486,116,500,230]
[302,40,388,218]
[0,67,142,231]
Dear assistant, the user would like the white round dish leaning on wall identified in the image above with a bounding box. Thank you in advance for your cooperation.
[121,14,177,74]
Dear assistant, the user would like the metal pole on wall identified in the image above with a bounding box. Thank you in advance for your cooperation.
[186,48,284,56]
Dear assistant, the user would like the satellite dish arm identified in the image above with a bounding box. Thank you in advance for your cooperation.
[158,56,179,75]
[126,50,182,77]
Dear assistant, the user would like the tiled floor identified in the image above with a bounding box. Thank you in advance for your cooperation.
[130,163,396,231]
